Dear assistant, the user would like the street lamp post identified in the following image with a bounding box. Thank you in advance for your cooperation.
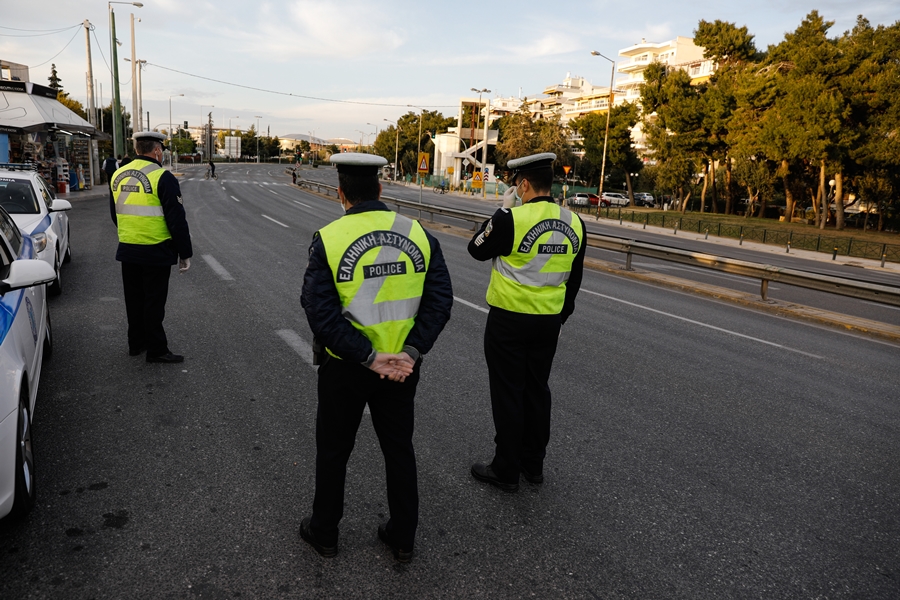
[308,131,316,166]
[199,104,214,161]
[168,93,183,170]
[108,2,143,157]
[471,88,490,197]
[255,116,262,163]
[590,51,617,217]
[384,119,401,182]
[408,105,426,203]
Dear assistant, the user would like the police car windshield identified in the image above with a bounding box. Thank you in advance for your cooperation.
[0,179,40,214]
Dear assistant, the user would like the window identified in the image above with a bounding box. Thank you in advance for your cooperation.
[690,63,701,77]
[0,206,21,270]
[0,179,41,214]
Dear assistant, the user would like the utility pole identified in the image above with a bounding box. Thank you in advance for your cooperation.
[130,13,138,134]
[109,6,123,156]
[83,21,95,126]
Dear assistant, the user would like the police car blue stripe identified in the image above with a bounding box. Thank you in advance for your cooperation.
[0,233,37,345]
[26,214,52,235]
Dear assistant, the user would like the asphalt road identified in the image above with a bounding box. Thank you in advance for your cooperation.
[1,164,898,599]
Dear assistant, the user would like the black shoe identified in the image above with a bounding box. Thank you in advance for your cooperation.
[128,346,147,356]
[377,523,413,563]
[299,517,337,558]
[146,352,184,364]
[521,466,544,484]
[471,463,519,492]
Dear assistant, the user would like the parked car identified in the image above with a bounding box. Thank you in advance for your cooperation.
[569,192,606,207]
[0,165,71,295]
[0,205,58,521]
[634,192,656,207]
[601,192,629,207]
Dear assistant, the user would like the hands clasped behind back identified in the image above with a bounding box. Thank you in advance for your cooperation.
[368,352,416,383]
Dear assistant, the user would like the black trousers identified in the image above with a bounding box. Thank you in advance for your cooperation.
[484,307,561,483]
[121,262,171,357]
[310,356,420,549]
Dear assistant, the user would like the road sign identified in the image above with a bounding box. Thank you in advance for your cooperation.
[447,167,454,174]
[563,165,571,175]
[472,171,483,189]
[417,152,429,174]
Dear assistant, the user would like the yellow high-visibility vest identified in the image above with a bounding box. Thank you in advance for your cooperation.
[487,201,583,314]
[319,210,432,355]
[112,159,171,245]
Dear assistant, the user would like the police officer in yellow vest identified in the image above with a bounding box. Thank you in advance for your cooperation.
[299,153,452,562]
[109,130,192,363]
[468,152,586,492]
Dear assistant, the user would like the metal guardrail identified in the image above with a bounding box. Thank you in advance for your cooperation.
[295,179,900,308]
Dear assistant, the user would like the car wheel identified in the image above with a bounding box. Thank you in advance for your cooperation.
[9,387,36,519]
[42,307,52,362]
[63,227,71,264]
[48,250,62,297]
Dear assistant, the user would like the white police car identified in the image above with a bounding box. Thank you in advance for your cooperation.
[0,204,57,520]
[0,165,72,296]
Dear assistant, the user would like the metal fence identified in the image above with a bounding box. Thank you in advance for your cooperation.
[572,205,900,265]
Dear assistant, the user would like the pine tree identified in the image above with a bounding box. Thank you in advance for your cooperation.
[48,64,62,90]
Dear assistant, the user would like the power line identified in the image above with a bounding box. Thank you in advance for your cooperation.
[0,25,81,38]
[28,26,82,69]
[0,24,80,33]
[144,61,456,109]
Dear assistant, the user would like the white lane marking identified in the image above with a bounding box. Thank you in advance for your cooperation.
[293,200,311,208]
[261,214,289,228]
[230,195,240,202]
[270,190,279,195]
[582,289,824,359]
[275,329,315,367]
[454,296,489,314]
[201,254,235,281]
[862,301,900,312]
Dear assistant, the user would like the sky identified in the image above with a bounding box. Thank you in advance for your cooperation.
[2,0,898,142]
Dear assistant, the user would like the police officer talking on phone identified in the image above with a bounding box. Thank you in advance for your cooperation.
[467,152,586,492]
[299,153,452,563]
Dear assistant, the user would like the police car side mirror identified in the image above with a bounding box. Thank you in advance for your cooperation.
[0,259,57,295]
[50,199,72,212]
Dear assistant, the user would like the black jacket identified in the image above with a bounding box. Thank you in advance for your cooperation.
[109,155,193,266]
[467,196,585,324]
[301,199,453,363]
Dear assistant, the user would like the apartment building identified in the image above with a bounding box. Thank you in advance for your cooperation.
[617,36,715,104]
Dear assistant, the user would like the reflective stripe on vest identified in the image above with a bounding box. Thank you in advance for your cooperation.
[486,202,583,315]
[319,210,431,355]
[112,159,171,245]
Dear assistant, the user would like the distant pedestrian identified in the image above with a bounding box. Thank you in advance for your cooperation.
[292,170,297,185]
[103,155,118,186]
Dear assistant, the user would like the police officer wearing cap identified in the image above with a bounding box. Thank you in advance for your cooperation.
[467,152,586,492]
[109,130,193,363]
[299,153,452,562]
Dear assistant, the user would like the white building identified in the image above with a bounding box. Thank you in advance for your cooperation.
[617,36,714,105]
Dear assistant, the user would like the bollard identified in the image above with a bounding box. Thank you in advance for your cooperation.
[739,233,744,245]
[786,240,791,253]
[705,227,709,240]
[673,221,679,235]
[882,244,887,268]
[832,246,838,260]
[625,251,633,271]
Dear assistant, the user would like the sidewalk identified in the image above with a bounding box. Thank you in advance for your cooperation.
[591,213,900,274]
[57,186,109,202]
